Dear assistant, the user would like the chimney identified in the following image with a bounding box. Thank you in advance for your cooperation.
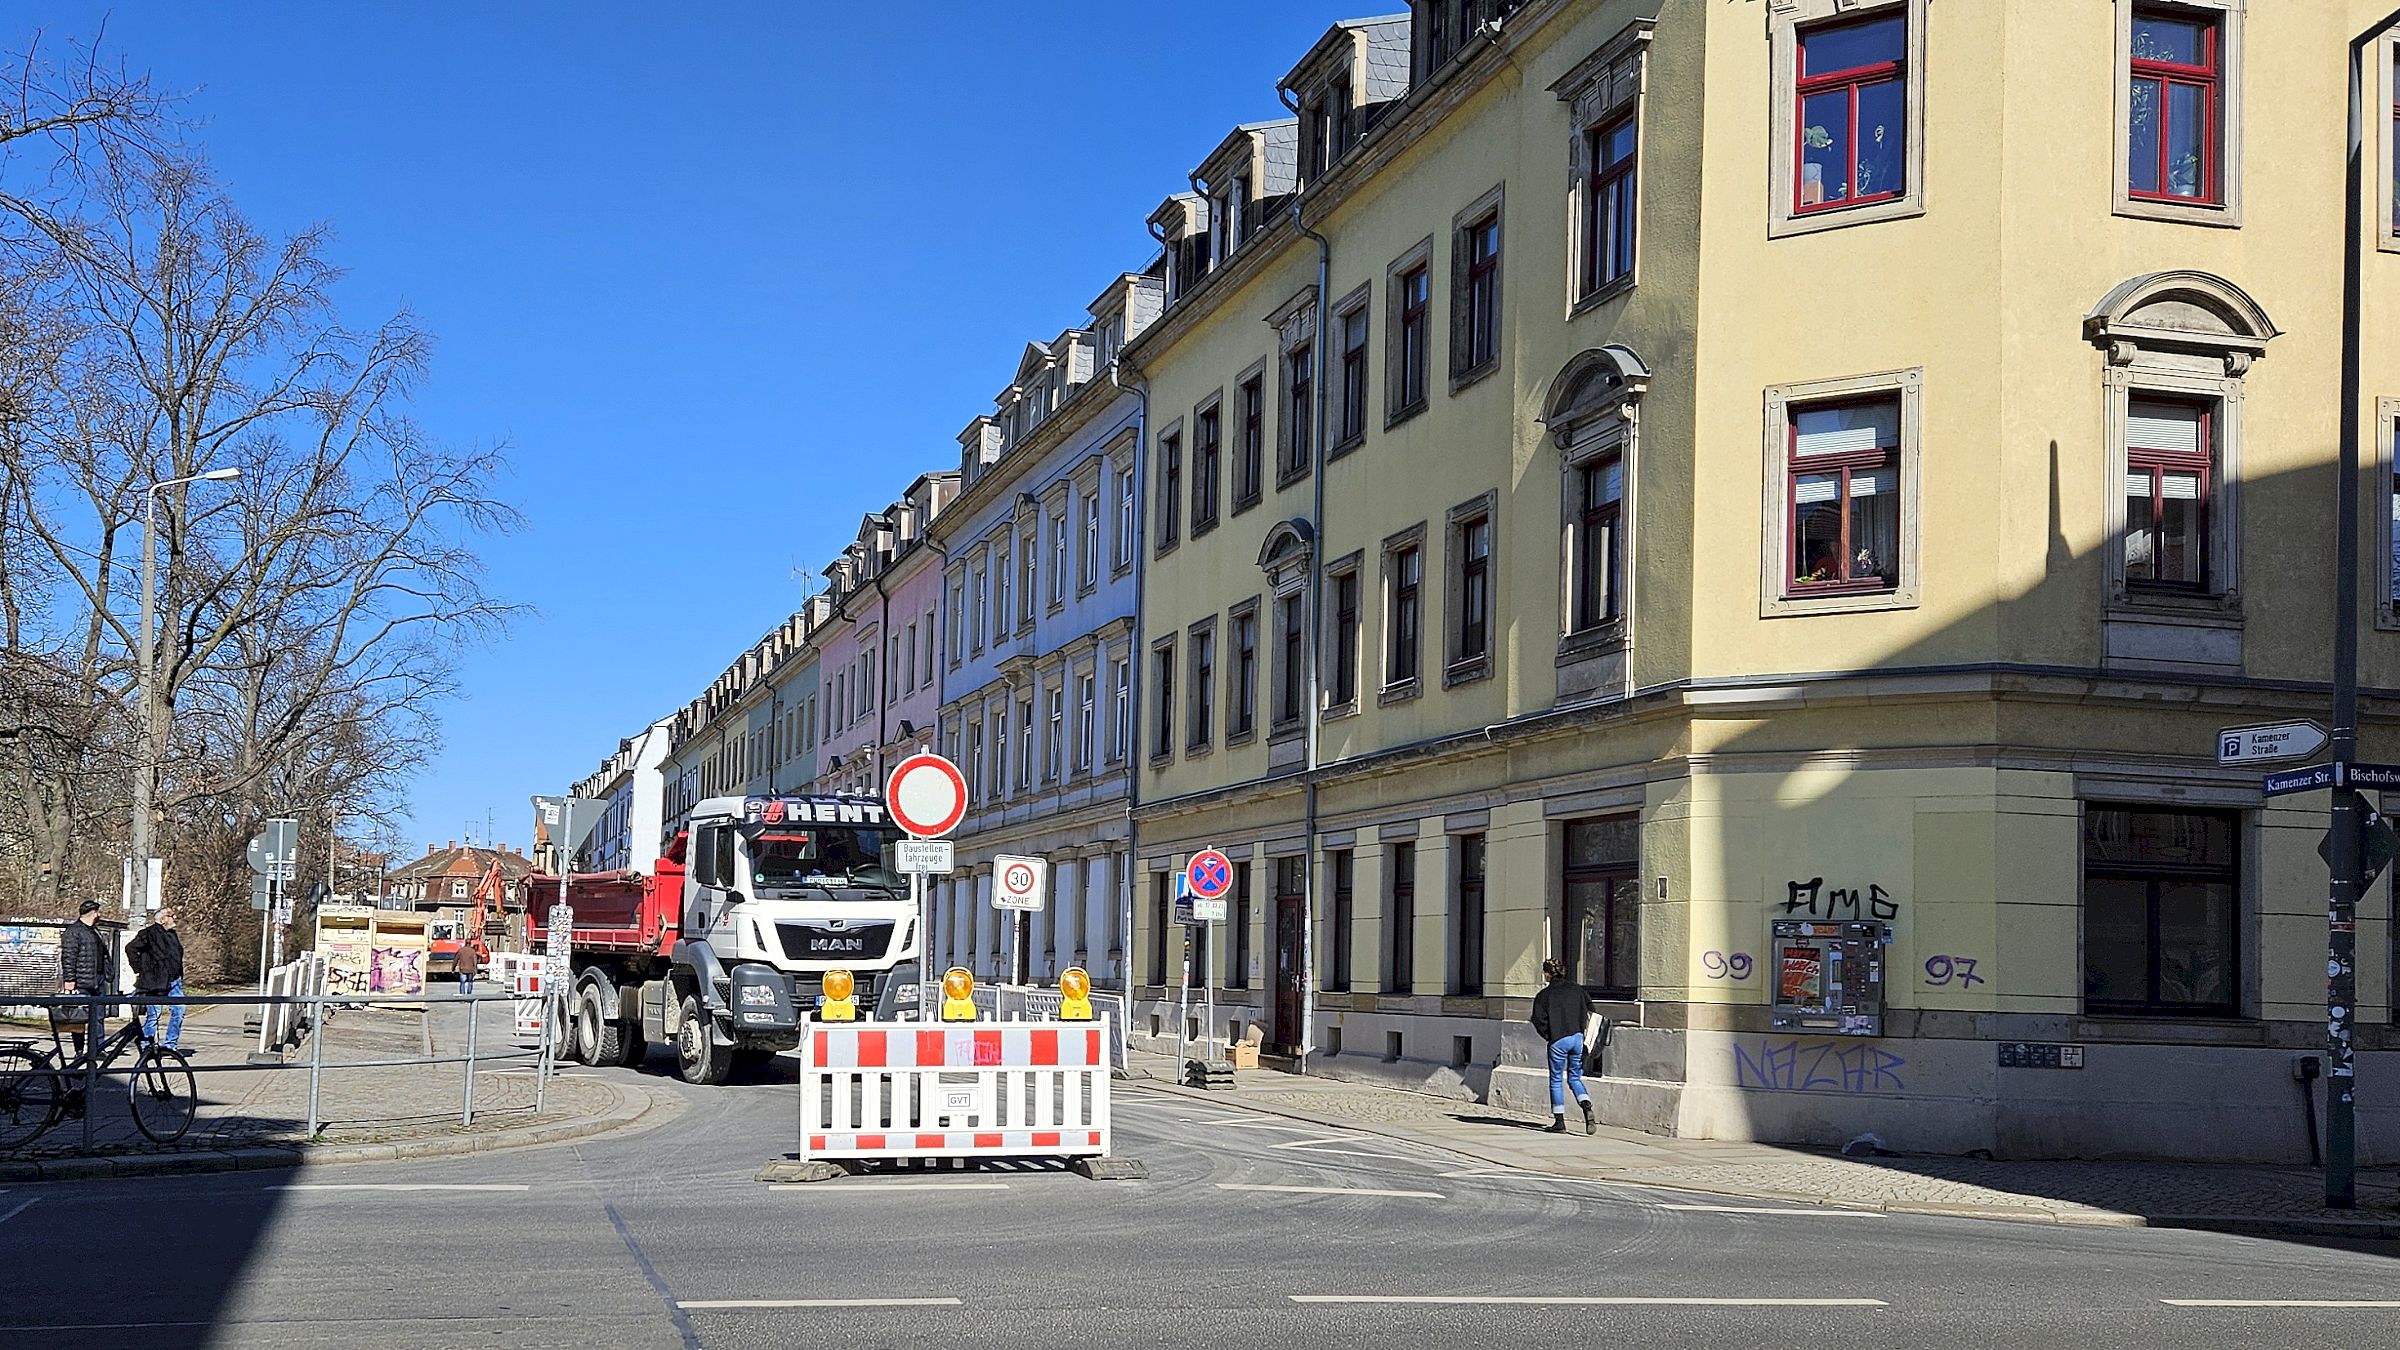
[447,840,456,850]
[427,843,437,856]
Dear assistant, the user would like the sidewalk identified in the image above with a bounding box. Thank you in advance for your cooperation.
[1,994,681,1182]
[1129,1049,2400,1238]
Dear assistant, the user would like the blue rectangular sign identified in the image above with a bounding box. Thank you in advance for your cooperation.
[2345,762,2400,788]
[2263,765,2337,797]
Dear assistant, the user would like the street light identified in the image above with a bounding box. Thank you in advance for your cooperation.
[129,466,243,919]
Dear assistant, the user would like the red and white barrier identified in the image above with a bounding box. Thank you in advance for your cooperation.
[797,1016,1113,1162]
[492,952,546,1036]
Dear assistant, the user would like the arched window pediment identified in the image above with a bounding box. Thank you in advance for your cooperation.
[1541,344,1652,449]
[2084,270,2279,376]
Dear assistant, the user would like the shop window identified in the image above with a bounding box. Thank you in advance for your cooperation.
[2082,806,2239,1017]
[1561,816,1638,999]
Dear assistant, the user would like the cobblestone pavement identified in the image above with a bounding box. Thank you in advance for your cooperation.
[1132,1050,2400,1227]
[3,992,672,1165]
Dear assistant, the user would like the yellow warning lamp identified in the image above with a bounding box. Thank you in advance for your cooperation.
[940,966,979,1022]
[820,967,858,1021]
[1058,966,1094,1021]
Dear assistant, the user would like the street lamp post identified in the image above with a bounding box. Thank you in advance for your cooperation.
[2326,5,2400,1212]
[128,467,242,920]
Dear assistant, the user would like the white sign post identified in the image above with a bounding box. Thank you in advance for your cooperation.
[886,754,969,1022]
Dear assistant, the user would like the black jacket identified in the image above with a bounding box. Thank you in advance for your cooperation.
[1530,978,1592,1044]
[128,924,184,994]
[59,918,110,995]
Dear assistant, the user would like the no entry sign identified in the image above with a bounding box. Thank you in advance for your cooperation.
[886,753,969,838]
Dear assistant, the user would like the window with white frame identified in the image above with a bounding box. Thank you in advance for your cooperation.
[1020,528,1037,627]
[1759,368,1923,616]
[1111,656,1131,763]
[1050,513,1067,607]
[1081,490,1101,590]
[1115,466,1136,570]
[994,539,1012,636]
[1766,1,1928,238]
[1046,685,1065,783]
[1077,671,1097,771]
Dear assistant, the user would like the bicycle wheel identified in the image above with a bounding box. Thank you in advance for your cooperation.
[126,1044,197,1144]
[0,1045,64,1150]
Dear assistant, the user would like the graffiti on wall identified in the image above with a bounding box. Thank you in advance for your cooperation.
[1922,954,1985,988]
[1700,950,1756,980]
[1732,1038,1907,1094]
[1783,878,1900,920]
[369,945,424,995]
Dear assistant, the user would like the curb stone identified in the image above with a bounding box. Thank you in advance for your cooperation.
[0,1077,678,1185]
[1128,1078,2400,1238]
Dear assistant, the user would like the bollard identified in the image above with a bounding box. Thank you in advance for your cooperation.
[463,990,479,1127]
[533,988,551,1116]
[307,990,325,1137]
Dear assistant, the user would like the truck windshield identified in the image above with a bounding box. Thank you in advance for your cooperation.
[743,825,902,891]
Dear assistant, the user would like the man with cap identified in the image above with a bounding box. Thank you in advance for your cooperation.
[57,899,112,1069]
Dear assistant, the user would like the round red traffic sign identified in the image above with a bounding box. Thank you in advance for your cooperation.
[1185,848,1234,901]
[1004,861,1036,894]
[886,753,969,838]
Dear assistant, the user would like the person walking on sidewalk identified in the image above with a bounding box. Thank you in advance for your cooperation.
[127,906,187,1049]
[456,935,484,997]
[1531,958,1596,1135]
[55,899,111,1069]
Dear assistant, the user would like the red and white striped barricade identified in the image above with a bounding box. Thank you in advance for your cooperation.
[798,1016,1114,1163]
[493,952,545,1036]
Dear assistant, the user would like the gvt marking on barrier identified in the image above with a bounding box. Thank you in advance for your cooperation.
[1732,1038,1907,1094]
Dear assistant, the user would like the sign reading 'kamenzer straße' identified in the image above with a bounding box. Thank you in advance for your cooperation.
[2217,720,2329,766]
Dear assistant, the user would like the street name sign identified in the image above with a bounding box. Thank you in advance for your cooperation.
[2218,720,2329,765]
[885,753,969,839]
[993,854,1048,912]
[2264,764,2339,797]
[894,839,955,874]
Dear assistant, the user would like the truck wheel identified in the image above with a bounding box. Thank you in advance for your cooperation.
[677,993,730,1085]
[619,1030,648,1069]
[575,981,625,1067]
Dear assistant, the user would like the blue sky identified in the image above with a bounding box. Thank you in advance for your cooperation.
[34,2,1361,853]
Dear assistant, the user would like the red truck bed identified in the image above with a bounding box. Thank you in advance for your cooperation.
[520,857,683,958]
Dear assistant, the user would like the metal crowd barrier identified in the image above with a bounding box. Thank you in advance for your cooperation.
[0,974,558,1156]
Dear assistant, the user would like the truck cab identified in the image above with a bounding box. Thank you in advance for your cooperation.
[658,793,923,1082]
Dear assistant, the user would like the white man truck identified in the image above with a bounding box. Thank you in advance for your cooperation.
[523,793,924,1084]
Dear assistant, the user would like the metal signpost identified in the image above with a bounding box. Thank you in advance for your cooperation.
[886,754,968,1022]
[1181,850,1233,1066]
[531,794,608,1090]
[992,854,1048,994]
[247,819,298,993]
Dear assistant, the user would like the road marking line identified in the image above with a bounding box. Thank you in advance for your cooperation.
[0,1197,37,1228]
[1290,1295,1888,1307]
[1217,1183,1444,1199]
[1656,1204,1883,1217]
[678,1298,964,1310]
[2163,1299,2400,1308]
[771,1181,1011,1191]
[271,1184,531,1192]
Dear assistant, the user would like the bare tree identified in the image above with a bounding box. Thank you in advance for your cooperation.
[0,39,521,968]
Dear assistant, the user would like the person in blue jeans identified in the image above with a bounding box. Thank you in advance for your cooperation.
[128,907,186,1050]
[1530,958,1596,1135]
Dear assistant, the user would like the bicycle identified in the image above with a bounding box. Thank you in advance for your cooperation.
[0,995,199,1148]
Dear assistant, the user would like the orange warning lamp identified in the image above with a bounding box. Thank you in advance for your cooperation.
[820,968,858,1021]
[1058,966,1094,1021]
[940,966,978,1022]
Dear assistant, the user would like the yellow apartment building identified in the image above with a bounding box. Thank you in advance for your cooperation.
[1118,0,2400,1163]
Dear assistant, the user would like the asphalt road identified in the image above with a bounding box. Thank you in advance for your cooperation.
[2,1050,2396,1349]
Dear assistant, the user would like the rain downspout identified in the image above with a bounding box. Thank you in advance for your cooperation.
[1278,80,1332,1075]
[1112,343,1151,1035]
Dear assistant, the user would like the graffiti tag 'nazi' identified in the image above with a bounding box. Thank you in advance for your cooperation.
[1783,879,1899,920]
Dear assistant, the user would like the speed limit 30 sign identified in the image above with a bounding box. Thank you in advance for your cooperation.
[992,854,1048,912]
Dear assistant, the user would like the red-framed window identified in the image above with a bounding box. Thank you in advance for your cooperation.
[1462,213,1501,369]
[1787,397,1900,595]
[2124,397,2211,591]
[1398,265,1430,410]
[1193,405,1221,530]
[1338,307,1370,444]
[1795,13,1908,214]
[2128,6,2221,203]
[1585,113,1637,295]
[1237,375,1264,504]
[1573,457,1623,629]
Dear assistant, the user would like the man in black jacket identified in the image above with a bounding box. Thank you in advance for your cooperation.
[1529,958,1597,1135]
[55,899,111,1062]
[128,907,187,1049]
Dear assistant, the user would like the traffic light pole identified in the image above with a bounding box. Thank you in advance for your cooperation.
[2326,6,2400,1210]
